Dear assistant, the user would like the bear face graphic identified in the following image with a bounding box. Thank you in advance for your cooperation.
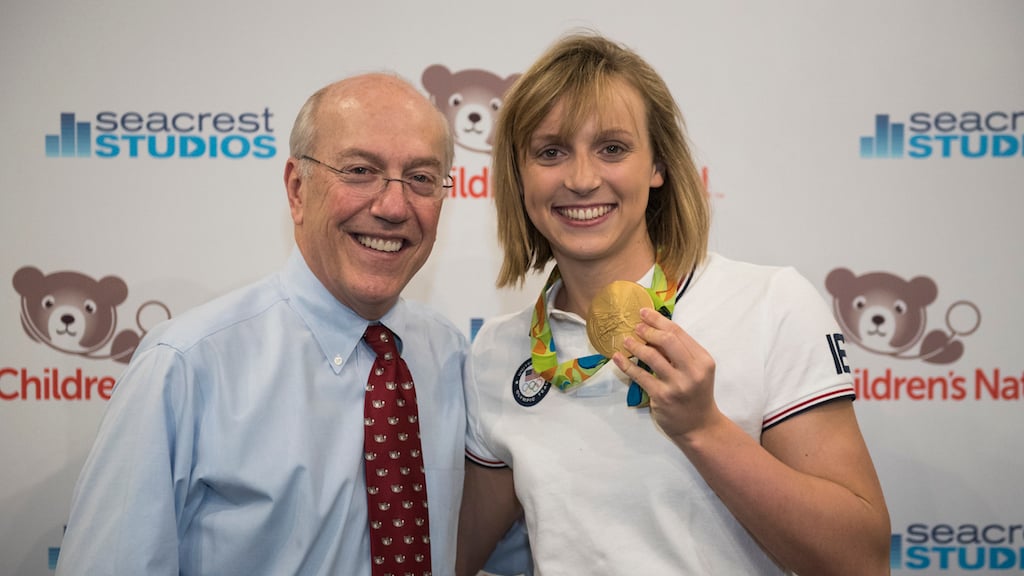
[13,266,128,355]
[825,268,937,355]
[422,65,520,154]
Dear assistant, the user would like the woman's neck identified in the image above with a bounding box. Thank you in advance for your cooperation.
[552,249,656,317]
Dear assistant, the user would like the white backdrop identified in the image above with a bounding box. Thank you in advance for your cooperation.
[2,1,1022,574]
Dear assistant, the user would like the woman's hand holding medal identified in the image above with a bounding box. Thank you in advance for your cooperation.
[588,281,720,440]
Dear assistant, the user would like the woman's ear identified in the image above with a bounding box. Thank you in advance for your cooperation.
[651,160,666,188]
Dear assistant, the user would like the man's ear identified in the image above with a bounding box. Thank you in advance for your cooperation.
[285,157,305,224]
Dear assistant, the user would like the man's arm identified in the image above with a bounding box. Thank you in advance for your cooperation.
[55,346,192,575]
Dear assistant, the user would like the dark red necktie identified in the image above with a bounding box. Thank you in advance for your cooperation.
[363,324,432,576]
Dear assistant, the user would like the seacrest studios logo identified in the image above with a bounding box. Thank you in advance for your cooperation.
[891,523,1024,571]
[44,108,276,159]
[860,110,1024,159]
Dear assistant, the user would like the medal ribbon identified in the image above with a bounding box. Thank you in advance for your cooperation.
[529,261,680,407]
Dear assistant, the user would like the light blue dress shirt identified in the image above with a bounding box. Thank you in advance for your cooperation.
[55,249,467,576]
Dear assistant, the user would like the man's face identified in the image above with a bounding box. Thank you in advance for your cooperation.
[286,78,449,320]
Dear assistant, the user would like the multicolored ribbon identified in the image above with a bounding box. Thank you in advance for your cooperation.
[529,261,680,407]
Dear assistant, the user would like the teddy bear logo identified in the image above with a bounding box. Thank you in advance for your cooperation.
[825,267,980,364]
[422,65,520,154]
[12,266,171,364]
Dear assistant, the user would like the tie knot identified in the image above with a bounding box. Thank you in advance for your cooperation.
[364,324,399,359]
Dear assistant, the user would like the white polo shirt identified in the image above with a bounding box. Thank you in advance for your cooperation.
[465,252,856,575]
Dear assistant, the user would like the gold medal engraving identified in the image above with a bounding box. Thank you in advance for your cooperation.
[586,281,654,357]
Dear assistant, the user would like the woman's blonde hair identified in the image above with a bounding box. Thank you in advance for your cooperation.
[493,32,709,287]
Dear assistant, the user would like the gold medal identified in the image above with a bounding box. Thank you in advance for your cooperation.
[586,281,654,358]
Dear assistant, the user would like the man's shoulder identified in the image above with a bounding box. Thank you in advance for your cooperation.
[140,274,285,353]
[400,299,469,347]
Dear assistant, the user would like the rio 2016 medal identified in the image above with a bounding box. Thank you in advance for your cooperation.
[586,281,654,358]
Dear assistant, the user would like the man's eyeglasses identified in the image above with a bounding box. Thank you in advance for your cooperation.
[300,155,453,200]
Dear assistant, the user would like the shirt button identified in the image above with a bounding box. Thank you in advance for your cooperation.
[333,355,343,366]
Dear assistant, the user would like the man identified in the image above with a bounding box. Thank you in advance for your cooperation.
[55,73,467,576]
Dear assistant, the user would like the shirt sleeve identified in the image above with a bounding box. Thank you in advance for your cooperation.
[463,330,507,468]
[56,343,198,575]
[761,267,856,430]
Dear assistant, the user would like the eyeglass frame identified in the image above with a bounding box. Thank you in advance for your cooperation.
[298,154,454,200]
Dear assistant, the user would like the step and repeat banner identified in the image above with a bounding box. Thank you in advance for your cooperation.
[2,1,1021,574]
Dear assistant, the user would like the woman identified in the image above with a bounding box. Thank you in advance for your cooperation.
[458,32,890,575]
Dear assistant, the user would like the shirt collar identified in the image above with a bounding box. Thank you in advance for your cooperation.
[279,248,408,374]
[547,264,658,322]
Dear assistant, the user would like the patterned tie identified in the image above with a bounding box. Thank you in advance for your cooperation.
[363,324,432,576]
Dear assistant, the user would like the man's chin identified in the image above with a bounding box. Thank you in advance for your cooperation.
[350,276,417,318]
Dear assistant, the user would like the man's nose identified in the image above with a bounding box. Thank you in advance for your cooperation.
[371,178,413,221]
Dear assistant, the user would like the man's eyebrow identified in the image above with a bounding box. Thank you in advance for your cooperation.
[334,148,443,171]
[331,148,385,165]
[404,157,444,172]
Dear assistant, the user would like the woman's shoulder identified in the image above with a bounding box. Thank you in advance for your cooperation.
[699,252,812,288]
[472,305,534,349]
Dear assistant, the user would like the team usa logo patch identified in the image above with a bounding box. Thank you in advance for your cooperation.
[512,359,550,407]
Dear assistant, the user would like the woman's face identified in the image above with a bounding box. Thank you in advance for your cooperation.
[520,80,663,275]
